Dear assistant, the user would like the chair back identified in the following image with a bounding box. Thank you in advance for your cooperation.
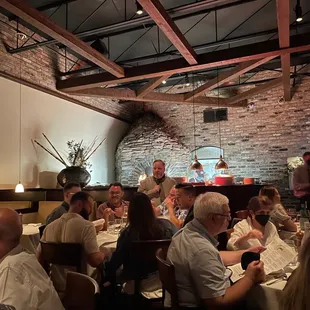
[217,228,234,250]
[63,271,100,310]
[40,241,83,274]
[236,210,249,219]
[39,225,46,238]
[156,248,179,310]
[131,239,171,294]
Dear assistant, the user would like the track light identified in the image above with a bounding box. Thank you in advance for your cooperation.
[185,74,190,87]
[136,1,143,15]
[162,80,167,84]
[295,0,302,22]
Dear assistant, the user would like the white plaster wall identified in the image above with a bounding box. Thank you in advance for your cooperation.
[0,77,128,188]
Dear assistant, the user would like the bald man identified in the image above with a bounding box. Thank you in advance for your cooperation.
[0,208,63,310]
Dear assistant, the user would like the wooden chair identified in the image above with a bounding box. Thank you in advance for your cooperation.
[230,218,242,228]
[130,239,171,297]
[236,210,249,219]
[40,241,83,275]
[156,248,179,310]
[63,271,100,310]
[39,225,46,238]
[217,228,234,250]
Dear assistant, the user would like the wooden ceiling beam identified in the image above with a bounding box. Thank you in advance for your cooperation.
[0,0,124,78]
[56,33,310,92]
[136,75,170,98]
[223,78,282,105]
[276,0,291,101]
[137,0,197,65]
[184,56,276,101]
[70,87,247,108]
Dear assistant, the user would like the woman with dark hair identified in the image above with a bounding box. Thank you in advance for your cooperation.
[105,192,176,295]
[227,196,280,250]
[259,186,297,233]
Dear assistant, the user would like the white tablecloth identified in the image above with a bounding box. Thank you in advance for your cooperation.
[97,231,118,251]
[21,224,41,253]
[246,266,296,310]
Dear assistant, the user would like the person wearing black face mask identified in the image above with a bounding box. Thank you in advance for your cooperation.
[293,152,310,210]
[227,196,281,251]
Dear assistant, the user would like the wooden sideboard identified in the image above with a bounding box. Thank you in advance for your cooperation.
[0,184,263,217]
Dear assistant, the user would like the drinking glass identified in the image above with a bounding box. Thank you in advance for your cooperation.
[114,219,122,235]
[122,206,128,226]
[107,220,115,234]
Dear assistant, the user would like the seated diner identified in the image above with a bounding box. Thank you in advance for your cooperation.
[227,196,280,250]
[259,186,297,235]
[105,192,177,295]
[167,192,266,309]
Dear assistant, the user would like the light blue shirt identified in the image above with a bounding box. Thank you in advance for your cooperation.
[167,219,231,307]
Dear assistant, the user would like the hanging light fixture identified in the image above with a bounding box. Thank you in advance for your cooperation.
[15,38,24,193]
[185,74,190,87]
[136,1,143,15]
[190,73,203,171]
[215,68,228,171]
[295,0,303,22]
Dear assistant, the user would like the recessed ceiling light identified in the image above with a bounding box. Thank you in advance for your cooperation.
[136,1,143,15]
[162,80,167,84]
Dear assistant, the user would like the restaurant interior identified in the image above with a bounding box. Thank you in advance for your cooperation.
[0,0,310,309]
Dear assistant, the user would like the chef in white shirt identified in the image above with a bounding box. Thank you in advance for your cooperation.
[0,208,63,310]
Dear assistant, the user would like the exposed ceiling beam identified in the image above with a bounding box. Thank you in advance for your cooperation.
[137,0,197,65]
[57,33,310,92]
[276,0,291,101]
[7,0,77,21]
[0,0,124,78]
[69,87,247,108]
[184,56,276,101]
[7,0,253,53]
[223,78,283,105]
[136,75,170,98]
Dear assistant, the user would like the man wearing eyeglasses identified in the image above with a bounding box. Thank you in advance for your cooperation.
[46,182,81,225]
[166,192,266,309]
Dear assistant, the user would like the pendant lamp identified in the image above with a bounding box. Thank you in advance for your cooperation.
[190,74,203,171]
[215,68,228,171]
[15,33,24,193]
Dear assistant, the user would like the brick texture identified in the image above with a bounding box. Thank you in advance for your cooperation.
[116,112,190,186]
[0,13,138,122]
[143,75,310,206]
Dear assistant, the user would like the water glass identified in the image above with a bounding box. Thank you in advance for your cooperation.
[107,220,115,234]
[114,219,122,234]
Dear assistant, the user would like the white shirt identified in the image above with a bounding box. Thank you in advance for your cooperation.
[227,218,279,250]
[0,245,63,310]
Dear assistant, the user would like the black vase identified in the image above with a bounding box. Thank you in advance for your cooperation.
[57,166,91,188]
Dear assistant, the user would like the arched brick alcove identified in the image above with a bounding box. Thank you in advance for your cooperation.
[116,112,190,186]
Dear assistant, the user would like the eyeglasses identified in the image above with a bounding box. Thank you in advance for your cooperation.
[213,213,231,220]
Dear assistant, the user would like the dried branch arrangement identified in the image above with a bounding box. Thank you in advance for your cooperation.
[33,134,105,171]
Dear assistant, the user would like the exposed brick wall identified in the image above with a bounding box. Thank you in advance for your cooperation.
[143,76,310,207]
[116,112,190,186]
[0,13,138,122]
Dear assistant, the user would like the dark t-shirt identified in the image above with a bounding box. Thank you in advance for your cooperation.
[183,206,194,227]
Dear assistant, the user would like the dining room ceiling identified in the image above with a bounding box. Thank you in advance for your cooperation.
[1,0,310,107]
